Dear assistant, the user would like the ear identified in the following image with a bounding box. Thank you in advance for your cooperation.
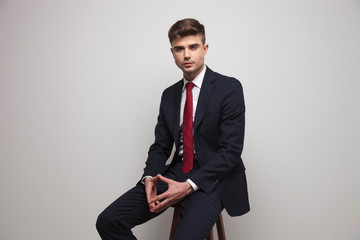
[203,43,209,55]
[170,47,174,56]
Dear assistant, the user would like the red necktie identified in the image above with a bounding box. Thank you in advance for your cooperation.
[182,82,195,173]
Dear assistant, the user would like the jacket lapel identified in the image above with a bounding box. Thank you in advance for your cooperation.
[193,67,216,131]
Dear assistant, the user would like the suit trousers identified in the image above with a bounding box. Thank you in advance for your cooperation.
[96,161,224,240]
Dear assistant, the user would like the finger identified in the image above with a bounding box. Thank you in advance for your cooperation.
[153,201,171,213]
[157,174,173,183]
[147,195,155,206]
[146,186,157,204]
[149,203,156,212]
[150,191,169,203]
[145,189,151,202]
[151,175,160,183]
[149,199,165,212]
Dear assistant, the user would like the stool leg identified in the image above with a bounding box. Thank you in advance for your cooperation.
[206,229,214,240]
[169,207,180,240]
[216,213,226,240]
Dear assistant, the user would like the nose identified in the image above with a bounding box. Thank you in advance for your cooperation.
[184,48,190,59]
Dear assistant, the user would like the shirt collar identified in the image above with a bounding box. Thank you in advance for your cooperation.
[182,65,207,91]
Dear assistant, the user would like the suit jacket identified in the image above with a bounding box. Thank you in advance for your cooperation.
[142,66,250,216]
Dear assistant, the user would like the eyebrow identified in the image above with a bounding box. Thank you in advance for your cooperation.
[173,43,200,49]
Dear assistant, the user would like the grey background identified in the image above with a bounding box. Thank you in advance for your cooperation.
[1,0,359,239]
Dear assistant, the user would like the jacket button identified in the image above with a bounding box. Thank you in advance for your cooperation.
[214,179,219,184]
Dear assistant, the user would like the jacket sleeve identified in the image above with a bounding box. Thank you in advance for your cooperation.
[141,92,174,179]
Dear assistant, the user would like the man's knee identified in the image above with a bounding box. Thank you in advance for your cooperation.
[96,211,110,232]
[96,209,124,232]
[96,210,137,240]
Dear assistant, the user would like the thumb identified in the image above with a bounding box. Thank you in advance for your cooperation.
[157,174,173,184]
[151,175,160,183]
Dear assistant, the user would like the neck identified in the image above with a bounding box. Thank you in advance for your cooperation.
[184,64,205,81]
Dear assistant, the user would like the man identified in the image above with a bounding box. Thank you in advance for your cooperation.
[96,18,249,240]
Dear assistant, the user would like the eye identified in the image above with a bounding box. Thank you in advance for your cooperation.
[190,44,199,50]
[174,47,184,52]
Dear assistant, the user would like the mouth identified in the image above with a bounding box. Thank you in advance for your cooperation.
[183,62,194,67]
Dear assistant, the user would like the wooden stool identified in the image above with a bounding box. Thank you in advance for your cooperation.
[169,206,226,240]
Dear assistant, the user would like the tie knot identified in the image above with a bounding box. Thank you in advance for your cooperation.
[185,82,195,91]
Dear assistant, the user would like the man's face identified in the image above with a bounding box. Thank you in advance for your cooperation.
[171,34,208,81]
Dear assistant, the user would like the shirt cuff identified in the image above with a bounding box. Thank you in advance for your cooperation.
[141,176,153,185]
[186,179,199,191]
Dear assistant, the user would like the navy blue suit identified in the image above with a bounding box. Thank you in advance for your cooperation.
[97,67,249,239]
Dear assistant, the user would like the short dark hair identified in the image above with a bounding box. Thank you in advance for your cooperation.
[168,18,206,44]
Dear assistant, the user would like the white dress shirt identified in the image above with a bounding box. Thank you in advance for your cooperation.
[180,66,206,126]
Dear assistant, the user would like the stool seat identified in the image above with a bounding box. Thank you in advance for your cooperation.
[169,206,226,240]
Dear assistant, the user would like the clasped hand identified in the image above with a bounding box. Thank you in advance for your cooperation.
[145,174,194,213]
